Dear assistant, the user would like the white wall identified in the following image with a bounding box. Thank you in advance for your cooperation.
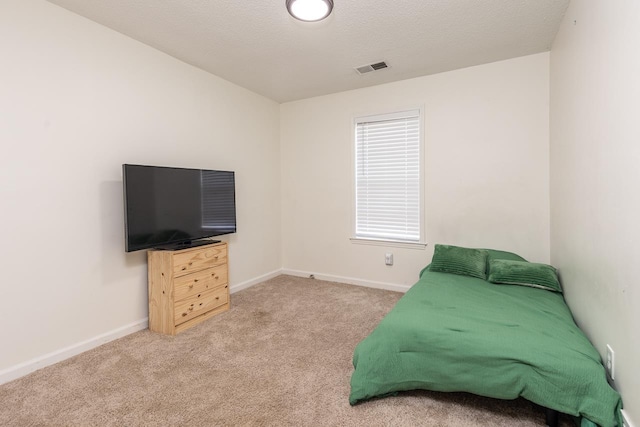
[281,53,551,289]
[550,0,640,420]
[0,0,281,375]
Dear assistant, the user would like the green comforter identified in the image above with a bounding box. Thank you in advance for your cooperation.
[349,263,622,426]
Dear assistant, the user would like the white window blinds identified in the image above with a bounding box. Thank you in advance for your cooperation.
[355,110,421,243]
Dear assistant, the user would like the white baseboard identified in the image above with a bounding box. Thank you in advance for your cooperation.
[0,268,406,386]
[0,318,148,386]
[229,269,283,294]
[0,269,281,385]
[621,409,636,427]
[281,269,411,293]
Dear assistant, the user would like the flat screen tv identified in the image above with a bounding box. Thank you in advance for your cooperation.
[123,164,236,252]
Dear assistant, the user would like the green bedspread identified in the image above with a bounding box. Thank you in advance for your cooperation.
[349,261,622,426]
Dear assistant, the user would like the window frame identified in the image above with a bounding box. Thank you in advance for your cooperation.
[350,107,427,249]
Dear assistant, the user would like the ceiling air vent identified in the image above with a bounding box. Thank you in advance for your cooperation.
[355,61,389,75]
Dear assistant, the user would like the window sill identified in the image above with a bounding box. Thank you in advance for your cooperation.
[350,237,428,250]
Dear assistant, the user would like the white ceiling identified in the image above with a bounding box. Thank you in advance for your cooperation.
[46,0,570,103]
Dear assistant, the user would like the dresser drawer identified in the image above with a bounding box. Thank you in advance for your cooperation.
[173,265,228,302]
[173,245,227,276]
[174,286,229,326]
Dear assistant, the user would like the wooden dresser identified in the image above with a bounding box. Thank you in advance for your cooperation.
[147,242,229,335]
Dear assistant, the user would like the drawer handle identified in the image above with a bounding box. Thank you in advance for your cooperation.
[215,296,220,300]
[194,279,199,283]
[181,267,187,271]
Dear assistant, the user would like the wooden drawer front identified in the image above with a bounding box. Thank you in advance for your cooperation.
[173,245,227,276]
[174,286,228,326]
[173,265,228,302]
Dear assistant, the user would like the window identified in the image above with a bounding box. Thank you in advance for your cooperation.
[353,109,423,245]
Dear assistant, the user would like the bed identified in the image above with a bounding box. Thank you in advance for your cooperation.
[349,246,623,427]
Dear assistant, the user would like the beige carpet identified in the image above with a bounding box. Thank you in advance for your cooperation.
[0,275,572,426]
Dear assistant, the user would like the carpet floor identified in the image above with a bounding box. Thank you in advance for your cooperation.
[0,275,573,426]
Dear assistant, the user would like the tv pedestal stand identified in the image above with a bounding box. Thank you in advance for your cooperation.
[147,242,229,335]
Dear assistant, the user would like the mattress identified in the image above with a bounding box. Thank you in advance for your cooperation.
[349,253,622,427]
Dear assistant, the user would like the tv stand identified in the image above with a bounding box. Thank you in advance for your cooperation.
[147,242,229,335]
[155,239,221,251]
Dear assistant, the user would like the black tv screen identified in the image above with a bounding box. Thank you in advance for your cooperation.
[123,164,236,252]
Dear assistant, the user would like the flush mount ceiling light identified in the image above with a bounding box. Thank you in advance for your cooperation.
[286,0,334,22]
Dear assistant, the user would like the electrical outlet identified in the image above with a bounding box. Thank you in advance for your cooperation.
[605,344,615,380]
[385,253,393,266]
[621,410,635,427]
